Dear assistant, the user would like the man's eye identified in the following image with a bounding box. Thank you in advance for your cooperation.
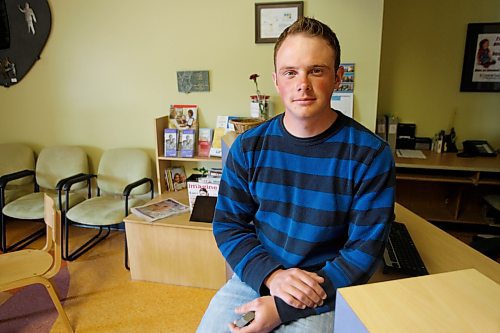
[282,71,296,77]
[311,68,324,75]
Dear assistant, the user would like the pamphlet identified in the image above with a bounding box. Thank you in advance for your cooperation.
[131,198,190,222]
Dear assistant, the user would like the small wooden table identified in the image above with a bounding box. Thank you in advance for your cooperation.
[124,190,227,289]
[336,269,500,333]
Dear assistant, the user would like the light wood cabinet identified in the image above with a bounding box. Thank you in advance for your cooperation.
[154,116,221,194]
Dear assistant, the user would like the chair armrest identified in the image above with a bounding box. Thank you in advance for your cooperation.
[123,177,154,197]
[0,169,35,188]
[62,173,96,191]
[56,173,88,191]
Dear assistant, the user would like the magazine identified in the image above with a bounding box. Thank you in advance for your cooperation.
[187,178,220,210]
[131,198,190,222]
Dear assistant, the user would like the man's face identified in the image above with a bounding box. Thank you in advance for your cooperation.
[273,34,343,121]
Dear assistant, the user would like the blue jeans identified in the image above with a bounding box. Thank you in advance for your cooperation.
[197,275,334,333]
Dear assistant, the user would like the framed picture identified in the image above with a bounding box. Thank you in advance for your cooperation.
[255,1,304,44]
[460,22,500,92]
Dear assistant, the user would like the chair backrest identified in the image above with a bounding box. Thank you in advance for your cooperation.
[0,143,35,186]
[97,148,151,195]
[36,146,88,190]
[43,194,62,275]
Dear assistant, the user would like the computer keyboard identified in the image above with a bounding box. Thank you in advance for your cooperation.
[383,221,429,276]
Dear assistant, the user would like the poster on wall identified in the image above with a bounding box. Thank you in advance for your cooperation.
[0,0,52,87]
[460,22,500,92]
[471,33,500,82]
[331,63,355,118]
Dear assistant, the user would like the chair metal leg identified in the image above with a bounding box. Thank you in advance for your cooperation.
[1,213,45,252]
[63,216,111,261]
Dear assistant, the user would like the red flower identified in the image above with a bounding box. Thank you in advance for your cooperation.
[249,74,260,82]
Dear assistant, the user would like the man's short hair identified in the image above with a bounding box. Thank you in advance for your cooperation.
[274,17,341,70]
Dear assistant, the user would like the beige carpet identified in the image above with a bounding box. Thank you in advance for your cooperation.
[2,221,217,332]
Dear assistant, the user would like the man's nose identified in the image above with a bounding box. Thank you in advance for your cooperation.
[297,74,311,92]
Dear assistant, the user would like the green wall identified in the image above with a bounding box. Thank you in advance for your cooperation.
[379,0,500,149]
[0,0,384,172]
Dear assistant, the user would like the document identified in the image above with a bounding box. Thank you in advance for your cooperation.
[396,149,426,159]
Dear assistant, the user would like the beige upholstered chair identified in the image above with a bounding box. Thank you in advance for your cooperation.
[62,148,153,268]
[0,194,73,332]
[0,143,36,252]
[2,146,89,252]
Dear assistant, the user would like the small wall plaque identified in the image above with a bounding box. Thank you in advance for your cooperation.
[177,70,210,93]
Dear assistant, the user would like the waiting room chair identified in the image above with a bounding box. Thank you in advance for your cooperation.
[2,146,89,252]
[0,143,37,252]
[62,148,153,268]
[0,194,73,333]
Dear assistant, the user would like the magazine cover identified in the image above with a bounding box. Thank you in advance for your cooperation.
[164,128,178,157]
[180,129,196,158]
[169,104,198,130]
[187,180,220,210]
[131,198,189,222]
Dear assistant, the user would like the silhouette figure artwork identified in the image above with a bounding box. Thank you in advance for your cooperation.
[19,2,37,35]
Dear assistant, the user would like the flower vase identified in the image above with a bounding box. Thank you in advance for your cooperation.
[250,95,271,120]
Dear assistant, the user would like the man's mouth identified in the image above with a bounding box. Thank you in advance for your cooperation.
[293,97,316,104]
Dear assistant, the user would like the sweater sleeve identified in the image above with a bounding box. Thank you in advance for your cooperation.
[212,137,283,293]
[274,143,396,324]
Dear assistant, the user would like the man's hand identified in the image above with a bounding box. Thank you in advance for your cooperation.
[265,268,326,309]
[228,296,281,333]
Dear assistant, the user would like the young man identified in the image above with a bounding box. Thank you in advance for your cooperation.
[197,17,395,333]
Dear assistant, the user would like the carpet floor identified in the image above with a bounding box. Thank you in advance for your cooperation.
[0,220,216,332]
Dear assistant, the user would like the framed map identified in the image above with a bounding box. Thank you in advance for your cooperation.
[176,70,210,93]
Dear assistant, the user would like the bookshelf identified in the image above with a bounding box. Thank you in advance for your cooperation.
[155,116,222,194]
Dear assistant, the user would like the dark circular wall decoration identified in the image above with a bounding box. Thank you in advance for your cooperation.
[0,0,51,87]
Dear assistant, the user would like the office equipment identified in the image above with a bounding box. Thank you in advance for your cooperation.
[396,149,426,159]
[383,221,429,276]
[189,195,217,223]
[336,269,500,333]
[386,116,398,153]
[460,140,497,157]
[414,137,432,150]
[395,123,416,149]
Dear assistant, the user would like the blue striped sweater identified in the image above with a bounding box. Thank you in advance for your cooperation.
[213,110,395,323]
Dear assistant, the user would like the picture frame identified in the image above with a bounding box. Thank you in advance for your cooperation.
[255,1,304,44]
[459,22,500,92]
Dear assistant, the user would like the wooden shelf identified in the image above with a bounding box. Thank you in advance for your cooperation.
[157,155,221,163]
[154,115,222,194]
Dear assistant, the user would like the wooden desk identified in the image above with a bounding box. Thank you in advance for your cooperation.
[124,190,227,289]
[369,203,500,284]
[395,151,500,225]
[336,269,500,333]
[347,204,500,332]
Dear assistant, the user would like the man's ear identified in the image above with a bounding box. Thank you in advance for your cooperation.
[334,66,345,88]
[272,72,279,91]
